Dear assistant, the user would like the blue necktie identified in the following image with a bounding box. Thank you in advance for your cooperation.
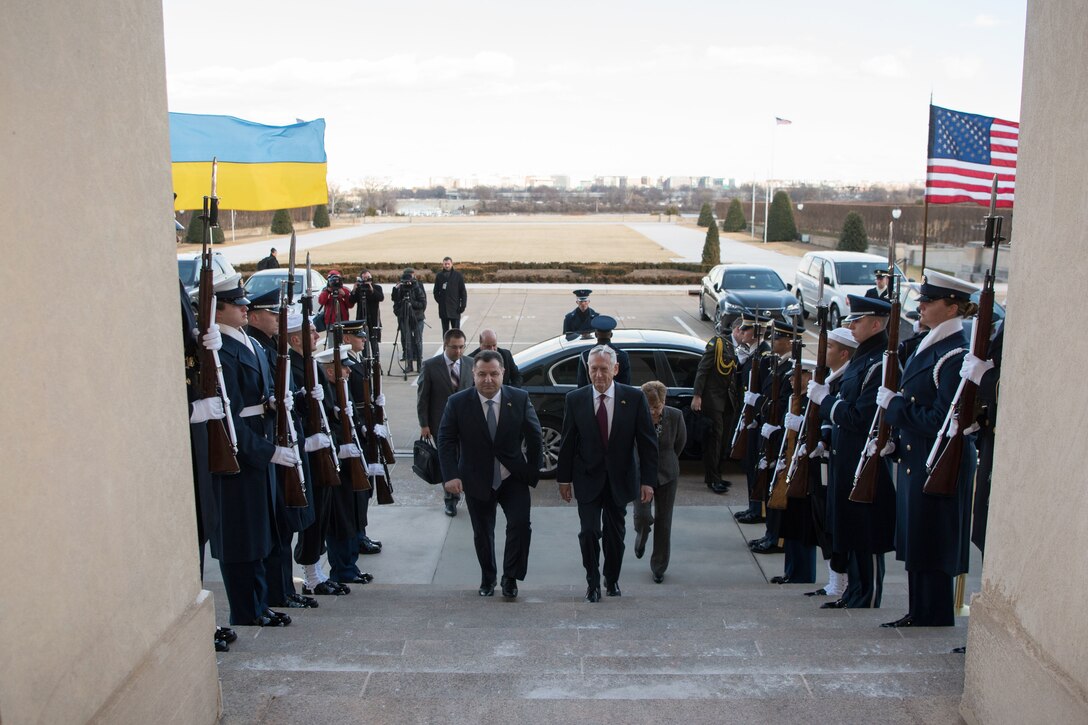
[486,400,501,489]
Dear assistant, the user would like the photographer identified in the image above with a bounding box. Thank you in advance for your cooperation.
[318,269,352,327]
[391,268,427,372]
[351,269,385,358]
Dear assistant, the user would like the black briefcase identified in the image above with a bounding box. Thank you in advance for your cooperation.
[412,438,443,484]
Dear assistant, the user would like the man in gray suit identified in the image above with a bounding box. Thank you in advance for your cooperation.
[417,328,474,516]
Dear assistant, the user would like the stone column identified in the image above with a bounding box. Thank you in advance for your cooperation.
[960,1,1088,722]
[0,2,219,723]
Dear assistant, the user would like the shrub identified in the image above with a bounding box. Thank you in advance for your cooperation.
[701,221,721,268]
[837,212,869,252]
[312,204,330,228]
[270,209,294,234]
[697,202,714,227]
[185,212,224,244]
[722,198,747,232]
[766,191,797,241]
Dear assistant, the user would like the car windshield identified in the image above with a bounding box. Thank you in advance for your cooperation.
[835,261,902,286]
[246,273,306,298]
[178,259,199,286]
[722,270,785,290]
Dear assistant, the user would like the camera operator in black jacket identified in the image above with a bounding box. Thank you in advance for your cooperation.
[351,269,385,358]
[391,268,427,372]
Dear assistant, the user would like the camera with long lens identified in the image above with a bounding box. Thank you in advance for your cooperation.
[327,273,343,291]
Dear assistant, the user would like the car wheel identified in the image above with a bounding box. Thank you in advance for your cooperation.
[828,305,841,329]
[537,419,563,478]
[712,305,721,328]
[796,291,809,319]
[698,293,709,321]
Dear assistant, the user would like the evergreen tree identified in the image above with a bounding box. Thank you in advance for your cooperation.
[184,212,224,244]
[697,201,714,227]
[701,220,721,268]
[766,191,797,241]
[312,204,331,228]
[837,212,868,252]
[270,209,294,235]
[722,198,747,232]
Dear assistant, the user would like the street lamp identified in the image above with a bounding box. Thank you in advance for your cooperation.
[889,207,903,270]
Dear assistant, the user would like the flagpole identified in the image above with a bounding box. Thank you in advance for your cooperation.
[751,177,757,240]
[921,196,929,273]
[765,121,776,244]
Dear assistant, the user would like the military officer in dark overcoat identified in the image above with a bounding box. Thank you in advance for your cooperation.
[733,317,772,524]
[210,274,293,628]
[562,289,598,335]
[808,295,897,609]
[692,316,741,494]
[877,270,978,628]
[575,315,631,386]
[865,270,892,301]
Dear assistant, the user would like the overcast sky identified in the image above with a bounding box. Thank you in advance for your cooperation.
[162,0,1027,187]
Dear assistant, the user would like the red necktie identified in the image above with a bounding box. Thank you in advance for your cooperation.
[596,394,609,448]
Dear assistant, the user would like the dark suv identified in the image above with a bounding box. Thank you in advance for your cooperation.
[513,329,708,476]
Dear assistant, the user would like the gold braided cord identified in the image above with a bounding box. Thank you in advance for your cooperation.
[714,337,737,376]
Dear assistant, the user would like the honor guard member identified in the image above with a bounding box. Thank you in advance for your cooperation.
[734,316,772,524]
[342,320,383,556]
[315,343,375,589]
[284,315,349,597]
[808,295,897,610]
[964,322,1002,556]
[691,316,741,494]
[774,359,820,585]
[209,274,293,628]
[245,294,319,611]
[748,320,799,555]
[563,289,598,335]
[865,270,892,301]
[877,270,978,628]
[575,315,631,386]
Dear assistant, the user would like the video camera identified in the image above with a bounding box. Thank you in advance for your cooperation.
[327,273,343,291]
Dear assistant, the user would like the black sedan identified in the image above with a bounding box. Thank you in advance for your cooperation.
[698,264,802,329]
[513,329,708,477]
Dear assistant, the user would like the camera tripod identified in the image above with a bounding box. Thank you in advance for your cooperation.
[387,294,416,380]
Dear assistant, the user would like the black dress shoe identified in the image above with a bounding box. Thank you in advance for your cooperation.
[634,528,648,559]
[303,581,349,596]
[748,536,769,547]
[751,541,784,555]
[821,598,847,609]
[216,626,238,643]
[288,593,319,608]
[479,581,495,597]
[707,480,730,494]
[951,646,967,654]
[264,609,291,626]
[770,576,790,584]
[365,537,383,548]
[444,500,457,517]
[880,614,914,628]
[359,538,382,555]
[585,586,601,603]
[214,637,230,652]
[270,597,309,609]
[249,613,284,627]
[803,588,828,597]
[605,581,621,597]
[342,572,374,585]
[736,512,766,524]
[500,576,518,598]
[652,573,664,584]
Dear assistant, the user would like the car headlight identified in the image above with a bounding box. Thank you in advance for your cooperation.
[722,302,743,314]
[785,303,801,316]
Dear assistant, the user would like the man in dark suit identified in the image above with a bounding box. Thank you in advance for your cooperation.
[438,351,543,598]
[558,345,658,602]
[417,328,474,516]
[433,256,468,333]
[468,328,522,387]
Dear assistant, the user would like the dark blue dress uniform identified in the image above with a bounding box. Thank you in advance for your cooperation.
[817,296,896,609]
[289,347,335,576]
[753,325,794,545]
[575,317,632,387]
[212,323,277,626]
[737,339,772,519]
[563,289,599,335]
[884,274,978,627]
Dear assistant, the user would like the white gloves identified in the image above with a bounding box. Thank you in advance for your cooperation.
[960,353,995,385]
[309,384,325,402]
[201,324,222,352]
[271,446,299,466]
[304,433,332,452]
[746,420,759,429]
[269,393,294,413]
[774,458,786,472]
[760,423,781,440]
[913,319,924,334]
[189,397,225,424]
[876,386,901,410]
[809,441,829,459]
[865,439,895,457]
[373,423,391,440]
[758,457,769,470]
[807,380,830,405]
[375,393,386,407]
[338,443,363,459]
[743,391,760,407]
[784,412,804,432]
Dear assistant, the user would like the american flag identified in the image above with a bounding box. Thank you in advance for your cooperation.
[926,104,1018,208]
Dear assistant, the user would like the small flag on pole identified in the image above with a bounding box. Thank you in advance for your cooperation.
[170,113,328,211]
[925,104,1017,208]
[775,117,792,126]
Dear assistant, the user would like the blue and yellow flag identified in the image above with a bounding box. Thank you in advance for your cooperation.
[169,113,328,211]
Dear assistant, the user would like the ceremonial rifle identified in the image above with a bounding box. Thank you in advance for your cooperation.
[301,251,341,487]
[787,264,828,496]
[850,231,902,503]
[752,343,784,501]
[274,247,307,508]
[729,312,762,460]
[332,310,371,492]
[196,159,239,474]
[357,343,395,505]
[924,176,1004,497]
[768,319,804,510]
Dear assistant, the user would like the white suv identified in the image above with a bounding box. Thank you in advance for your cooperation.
[793,251,905,328]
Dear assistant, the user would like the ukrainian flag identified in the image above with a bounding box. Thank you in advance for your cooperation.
[170,113,328,211]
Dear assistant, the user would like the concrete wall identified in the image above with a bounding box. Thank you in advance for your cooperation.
[960,1,1088,722]
[0,2,219,724]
